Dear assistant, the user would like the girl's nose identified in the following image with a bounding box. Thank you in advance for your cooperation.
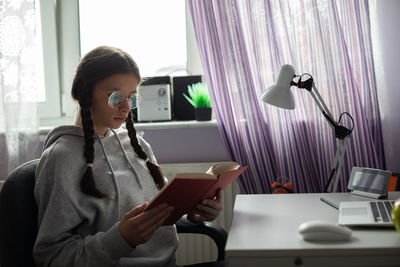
[119,98,131,112]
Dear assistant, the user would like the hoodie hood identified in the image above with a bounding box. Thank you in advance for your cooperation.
[43,125,114,150]
[44,125,85,150]
[43,125,143,190]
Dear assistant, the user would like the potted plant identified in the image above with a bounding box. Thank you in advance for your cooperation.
[183,82,212,121]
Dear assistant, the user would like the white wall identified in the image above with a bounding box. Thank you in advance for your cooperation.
[375,0,400,172]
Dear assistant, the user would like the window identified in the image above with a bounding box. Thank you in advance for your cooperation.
[38,0,202,127]
[79,0,187,77]
[0,0,56,119]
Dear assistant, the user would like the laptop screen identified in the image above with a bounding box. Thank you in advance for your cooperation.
[348,167,391,195]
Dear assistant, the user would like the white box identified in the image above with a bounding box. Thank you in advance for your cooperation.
[137,84,171,121]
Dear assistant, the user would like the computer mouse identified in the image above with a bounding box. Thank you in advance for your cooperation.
[298,220,352,241]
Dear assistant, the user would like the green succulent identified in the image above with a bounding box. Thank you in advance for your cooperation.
[183,82,212,108]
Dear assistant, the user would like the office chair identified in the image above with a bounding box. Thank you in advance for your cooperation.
[0,159,227,267]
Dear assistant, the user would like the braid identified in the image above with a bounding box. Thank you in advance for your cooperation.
[126,111,165,189]
[71,46,144,196]
[80,103,107,198]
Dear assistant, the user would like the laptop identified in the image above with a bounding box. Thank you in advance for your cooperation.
[328,167,395,226]
[338,200,395,226]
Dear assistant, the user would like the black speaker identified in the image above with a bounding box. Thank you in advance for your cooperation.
[141,76,171,86]
[172,75,202,120]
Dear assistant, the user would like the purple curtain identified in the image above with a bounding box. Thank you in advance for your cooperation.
[188,0,385,193]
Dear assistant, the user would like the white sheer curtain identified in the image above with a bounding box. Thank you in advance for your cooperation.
[0,0,42,180]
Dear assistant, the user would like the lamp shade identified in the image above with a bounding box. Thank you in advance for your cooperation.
[260,64,296,110]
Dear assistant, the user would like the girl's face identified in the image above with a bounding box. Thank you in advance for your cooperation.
[91,73,139,135]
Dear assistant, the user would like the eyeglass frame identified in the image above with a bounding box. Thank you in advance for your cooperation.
[106,90,143,109]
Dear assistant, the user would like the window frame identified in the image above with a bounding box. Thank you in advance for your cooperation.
[38,0,203,128]
[38,0,62,121]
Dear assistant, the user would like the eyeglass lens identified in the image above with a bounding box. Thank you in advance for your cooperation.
[108,91,138,109]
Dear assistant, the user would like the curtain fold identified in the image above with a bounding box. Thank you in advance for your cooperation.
[188,0,385,193]
[0,0,42,179]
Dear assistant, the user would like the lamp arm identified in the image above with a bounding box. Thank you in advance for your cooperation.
[302,80,352,140]
[305,80,353,192]
[295,76,338,130]
[309,83,338,130]
[292,73,354,192]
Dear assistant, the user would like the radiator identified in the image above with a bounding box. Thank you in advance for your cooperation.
[159,162,241,266]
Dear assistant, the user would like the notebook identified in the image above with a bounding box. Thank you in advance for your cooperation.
[338,200,395,226]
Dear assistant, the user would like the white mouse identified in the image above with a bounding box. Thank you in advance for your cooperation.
[298,220,352,242]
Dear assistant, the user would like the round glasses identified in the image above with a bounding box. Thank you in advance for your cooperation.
[107,91,142,109]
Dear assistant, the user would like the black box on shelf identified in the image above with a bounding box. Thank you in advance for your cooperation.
[172,75,202,121]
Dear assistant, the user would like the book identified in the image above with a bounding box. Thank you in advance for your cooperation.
[146,162,248,226]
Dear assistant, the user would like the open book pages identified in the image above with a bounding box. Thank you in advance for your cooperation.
[174,162,240,179]
[206,161,240,175]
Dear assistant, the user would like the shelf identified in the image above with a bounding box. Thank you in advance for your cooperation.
[39,119,218,134]
[134,120,218,130]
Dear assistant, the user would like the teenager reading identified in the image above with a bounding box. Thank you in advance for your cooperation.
[33,46,223,267]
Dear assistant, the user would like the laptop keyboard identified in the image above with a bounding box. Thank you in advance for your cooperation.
[370,201,395,222]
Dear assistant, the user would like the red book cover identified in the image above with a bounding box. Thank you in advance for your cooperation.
[200,166,248,201]
[145,162,248,225]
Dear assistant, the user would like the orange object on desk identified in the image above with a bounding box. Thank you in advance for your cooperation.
[388,173,400,192]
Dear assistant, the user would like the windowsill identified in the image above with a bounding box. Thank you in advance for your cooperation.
[39,118,218,134]
[134,120,218,130]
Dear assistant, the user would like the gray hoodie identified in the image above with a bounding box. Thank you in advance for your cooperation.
[33,125,179,267]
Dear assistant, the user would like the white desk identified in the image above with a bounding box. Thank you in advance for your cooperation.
[225,192,400,267]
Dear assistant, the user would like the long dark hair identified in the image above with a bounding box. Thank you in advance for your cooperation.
[71,46,165,198]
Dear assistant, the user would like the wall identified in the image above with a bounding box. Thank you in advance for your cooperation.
[375,0,400,172]
[138,124,230,164]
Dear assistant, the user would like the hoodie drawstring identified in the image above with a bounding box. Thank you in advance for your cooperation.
[110,129,143,190]
[95,135,121,219]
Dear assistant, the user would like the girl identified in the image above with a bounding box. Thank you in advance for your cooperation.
[33,46,223,267]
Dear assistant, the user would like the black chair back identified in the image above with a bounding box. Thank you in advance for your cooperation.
[0,159,39,267]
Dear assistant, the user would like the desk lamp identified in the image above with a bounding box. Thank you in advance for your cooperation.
[260,64,354,192]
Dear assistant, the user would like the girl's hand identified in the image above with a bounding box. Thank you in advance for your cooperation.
[118,202,173,247]
[187,190,223,222]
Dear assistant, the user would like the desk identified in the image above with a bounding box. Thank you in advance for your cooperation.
[225,192,400,267]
